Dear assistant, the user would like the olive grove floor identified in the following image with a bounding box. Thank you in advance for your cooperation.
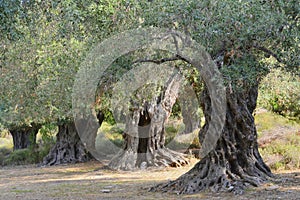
[0,159,299,200]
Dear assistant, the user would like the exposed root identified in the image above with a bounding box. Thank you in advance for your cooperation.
[108,150,137,170]
[109,147,188,170]
[151,85,275,195]
[42,122,90,166]
[150,152,274,195]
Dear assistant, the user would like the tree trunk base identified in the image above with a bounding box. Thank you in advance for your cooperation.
[109,147,189,170]
[42,121,90,166]
[151,151,274,195]
[151,85,275,194]
[10,124,41,150]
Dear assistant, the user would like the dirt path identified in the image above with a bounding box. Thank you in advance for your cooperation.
[0,159,299,200]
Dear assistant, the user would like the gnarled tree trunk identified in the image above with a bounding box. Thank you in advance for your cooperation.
[43,112,104,166]
[109,74,189,170]
[10,124,41,150]
[152,85,273,194]
[42,121,89,165]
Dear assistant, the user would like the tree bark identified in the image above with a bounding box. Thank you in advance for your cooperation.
[10,124,41,150]
[109,74,189,170]
[42,121,89,165]
[43,111,104,166]
[151,85,273,194]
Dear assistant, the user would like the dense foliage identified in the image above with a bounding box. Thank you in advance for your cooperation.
[0,0,128,129]
[258,69,300,121]
[0,0,299,148]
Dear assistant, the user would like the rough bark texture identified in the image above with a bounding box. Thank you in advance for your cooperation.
[109,74,189,170]
[151,85,273,194]
[43,111,104,166]
[42,121,90,166]
[10,124,41,150]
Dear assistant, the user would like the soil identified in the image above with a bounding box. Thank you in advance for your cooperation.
[0,159,299,200]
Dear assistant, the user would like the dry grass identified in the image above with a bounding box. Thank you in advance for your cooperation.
[0,159,299,200]
[0,110,300,199]
[255,109,300,170]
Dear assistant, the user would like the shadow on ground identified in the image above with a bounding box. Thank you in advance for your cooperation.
[0,160,299,200]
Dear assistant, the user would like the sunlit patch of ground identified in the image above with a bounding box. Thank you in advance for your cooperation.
[0,159,299,200]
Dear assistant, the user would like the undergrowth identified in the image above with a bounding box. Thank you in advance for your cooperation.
[260,133,300,170]
[255,110,300,170]
[0,124,56,166]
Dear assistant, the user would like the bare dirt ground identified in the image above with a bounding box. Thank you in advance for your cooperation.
[0,159,299,200]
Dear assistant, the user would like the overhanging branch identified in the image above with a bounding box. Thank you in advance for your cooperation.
[132,54,189,65]
[253,44,282,63]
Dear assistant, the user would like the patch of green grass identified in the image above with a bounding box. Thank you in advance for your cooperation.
[256,111,300,170]
[11,189,34,193]
[100,122,116,133]
[255,110,299,136]
[98,122,124,148]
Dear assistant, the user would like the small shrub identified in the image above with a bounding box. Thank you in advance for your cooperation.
[107,134,123,147]
[110,126,124,135]
[95,131,121,155]
[0,147,12,166]
[37,124,57,145]
[0,136,13,166]
[4,149,33,165]
[165,123,183,145]
[258,69,300,121]
[3,144,54,166]
[165,125,178,134]
[1,123,56,166]
[189,134,200,149]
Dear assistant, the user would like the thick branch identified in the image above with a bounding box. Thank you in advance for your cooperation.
[253,44,282,63]
[132,55,188,65]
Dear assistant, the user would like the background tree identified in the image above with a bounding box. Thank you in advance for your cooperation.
[0,0,42,149]
[0,0,141,163]
[40,0,142,165]
[108,62,195,170]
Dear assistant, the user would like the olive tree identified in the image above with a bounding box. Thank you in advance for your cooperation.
[0,0,144,163]
[0,0,42,149]
[135,0,299,194]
